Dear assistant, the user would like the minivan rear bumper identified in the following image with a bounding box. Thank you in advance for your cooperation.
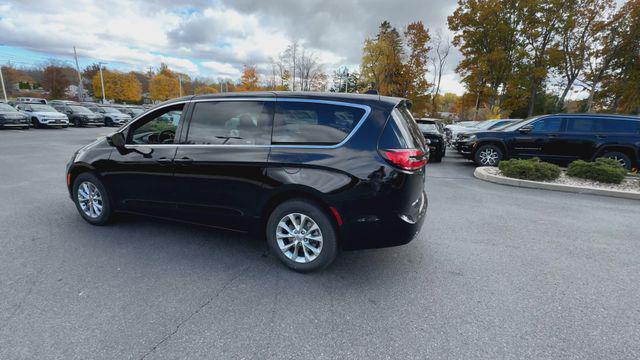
[339,190,427,250]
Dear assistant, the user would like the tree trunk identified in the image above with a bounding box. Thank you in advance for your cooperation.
[527,83,537,117]
[556,75,577,110]
[586,82,596,112]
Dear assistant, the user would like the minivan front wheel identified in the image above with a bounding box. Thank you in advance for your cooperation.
[474,144,503,166]
[73,173,112,225]
[602,151,632,170]
[266,200,337,272]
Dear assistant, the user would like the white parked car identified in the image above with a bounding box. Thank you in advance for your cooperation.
[15,103,69,128]
[445,121,479,144]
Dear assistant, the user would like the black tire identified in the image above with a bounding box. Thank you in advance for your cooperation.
[22,126,29,130]
[32,117,40,129]
[105,117,112,127]
[602,151,632,170]
[73,118,81,127]
[72,172,113,226]
[266,199,338,272]
[474,144,503,166]
[431,155,443,163]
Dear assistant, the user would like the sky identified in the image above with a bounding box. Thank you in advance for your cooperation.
[0,0,466,94]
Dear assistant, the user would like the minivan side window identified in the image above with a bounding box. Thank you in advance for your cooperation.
[531,117,563,132]
[272,101,365,145]
[185,101,273,145]
[127,104,184,145]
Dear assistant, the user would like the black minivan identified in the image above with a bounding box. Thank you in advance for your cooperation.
[66,92,428,272]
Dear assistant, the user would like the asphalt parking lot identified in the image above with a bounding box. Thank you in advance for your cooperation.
[1,127,639,359]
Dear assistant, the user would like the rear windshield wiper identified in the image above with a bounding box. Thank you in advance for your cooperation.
[215,135,243,144]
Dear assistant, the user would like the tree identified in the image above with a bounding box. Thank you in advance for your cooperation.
[517,0,568,116]
[91,70,142,102]
[595,0,640,113]
[149,73,179,101]
[238,65,260,91]
[330,68,360,93]
[41,65,71,98]
[194,85,219,95]
[0,65,33,95]
[582,3,627,112]
[430,29,452,114]
[404,21,432,116]
[449,0,522,115]
[361,21,406,96]
[552,0,612,109]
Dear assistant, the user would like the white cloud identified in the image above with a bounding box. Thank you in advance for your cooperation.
[201,61,242,77]
[0,0,464,92]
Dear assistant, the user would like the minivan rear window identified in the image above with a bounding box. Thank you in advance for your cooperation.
[272,101,365,145]
[382,105,425,150]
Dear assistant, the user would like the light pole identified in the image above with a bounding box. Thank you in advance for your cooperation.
[0,65,7,102]
[0,44,7,102]
[98,62,107,104]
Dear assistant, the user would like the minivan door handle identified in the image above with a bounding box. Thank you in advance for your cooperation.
[157,157,172,165]
[175,157,193,164]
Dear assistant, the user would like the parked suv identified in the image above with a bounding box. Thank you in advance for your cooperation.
[0,102,30,129]
[15,103,69,128]
[81,103,132,126]
[459,114,640,170]
[51,103,104,127]
[66,92,429,272]
[416,118,446,162]
[454,119,519,152]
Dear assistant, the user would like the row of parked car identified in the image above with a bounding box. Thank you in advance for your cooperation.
[445,114,640,170]
[0,97,145,129]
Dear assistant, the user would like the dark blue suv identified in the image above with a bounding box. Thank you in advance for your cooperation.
[458,114,640,170]
[66,92,429,272]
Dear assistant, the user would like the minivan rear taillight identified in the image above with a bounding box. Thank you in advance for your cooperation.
[380,149,428,171]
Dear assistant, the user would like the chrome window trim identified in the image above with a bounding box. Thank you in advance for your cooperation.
[121,97,371,149]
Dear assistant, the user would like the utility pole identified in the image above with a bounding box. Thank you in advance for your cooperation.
[0,44,7,102]
[73,46,84,101]
[98,62,107,104]
[0,65,7,102]
[178,75,183,97]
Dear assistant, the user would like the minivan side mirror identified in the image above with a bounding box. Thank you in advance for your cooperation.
[108,132,125,148]
[519,124,533,133]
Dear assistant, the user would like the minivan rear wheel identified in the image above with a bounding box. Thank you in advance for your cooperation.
[602,151,632,170]
[266,200,337,272]
[474,144,503,166]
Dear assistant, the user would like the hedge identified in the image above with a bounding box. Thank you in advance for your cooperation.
[498,157,561,181]
[566,158,627,184]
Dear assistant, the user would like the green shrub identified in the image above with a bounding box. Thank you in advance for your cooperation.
[498,157,561,181]
[566,158,627,184]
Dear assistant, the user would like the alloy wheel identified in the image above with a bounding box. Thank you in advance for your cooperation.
[479,148,499,166]
[276,213,323,263]
[608,155,627,168]
[77,181,103,218]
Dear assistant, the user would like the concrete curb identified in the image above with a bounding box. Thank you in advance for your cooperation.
[474,166,640,200]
